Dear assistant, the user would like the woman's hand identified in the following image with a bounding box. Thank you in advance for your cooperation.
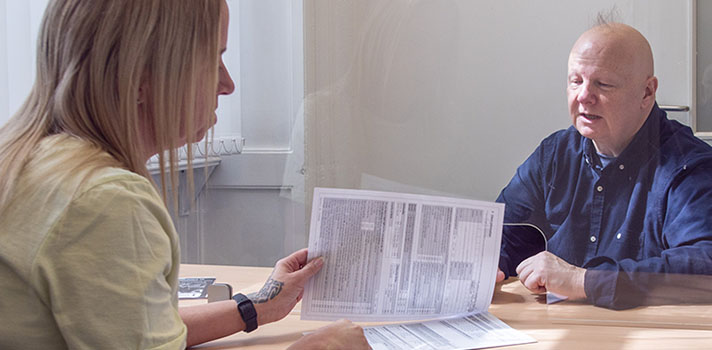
[250,248,323,326]
[287,319,371,350]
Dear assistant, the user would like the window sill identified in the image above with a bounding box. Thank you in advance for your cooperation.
[147,156,222,176]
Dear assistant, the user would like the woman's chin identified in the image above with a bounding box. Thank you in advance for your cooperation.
[192,129,208,143]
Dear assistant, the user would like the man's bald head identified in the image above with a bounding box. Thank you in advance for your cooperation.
[566,22,658,157]
[571,23,654,80]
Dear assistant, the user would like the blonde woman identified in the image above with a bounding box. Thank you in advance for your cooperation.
[0,0,369,349]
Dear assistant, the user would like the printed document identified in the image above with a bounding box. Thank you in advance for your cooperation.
[301,188,535,349]
[364,313,535,350]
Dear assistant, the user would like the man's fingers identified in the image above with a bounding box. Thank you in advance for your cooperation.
[496,269,505,282]
[517,261,545,294]
[515,256,532,276]
[517,263,533,284]
[521,272,547,294]
[528,286,547,294]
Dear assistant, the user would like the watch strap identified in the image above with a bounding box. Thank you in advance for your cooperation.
[232,293,258,333]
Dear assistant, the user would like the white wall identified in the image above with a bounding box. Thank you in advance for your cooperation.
[0,0,48,127]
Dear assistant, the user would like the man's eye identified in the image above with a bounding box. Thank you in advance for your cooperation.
[598,82,613,88]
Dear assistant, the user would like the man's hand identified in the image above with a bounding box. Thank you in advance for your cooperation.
[496,268,506,283]
[515,251,587,300]
[250,248,323,326]
[287,319,371,350]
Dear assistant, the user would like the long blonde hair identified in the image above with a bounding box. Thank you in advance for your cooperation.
[0,0,220,210]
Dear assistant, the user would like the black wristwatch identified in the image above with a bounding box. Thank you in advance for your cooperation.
[232,293,258,333]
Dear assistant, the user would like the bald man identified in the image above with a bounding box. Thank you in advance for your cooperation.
[495,23,712,309]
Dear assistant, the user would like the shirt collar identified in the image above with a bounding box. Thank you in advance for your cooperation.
[582,103,664,172]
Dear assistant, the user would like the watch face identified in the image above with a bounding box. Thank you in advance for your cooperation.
[233,293,258,332]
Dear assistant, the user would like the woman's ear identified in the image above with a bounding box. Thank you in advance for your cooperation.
[137,70,151,106]
[137,83,146,105]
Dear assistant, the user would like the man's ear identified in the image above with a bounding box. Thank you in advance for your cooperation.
[642,76,658,109]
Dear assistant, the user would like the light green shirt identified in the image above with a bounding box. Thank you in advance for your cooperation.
[0,136,186,349]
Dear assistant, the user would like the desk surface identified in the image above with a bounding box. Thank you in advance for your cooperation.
[180,264,712,349]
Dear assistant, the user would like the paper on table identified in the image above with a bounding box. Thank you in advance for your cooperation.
[364,312,536,350]
[178,277,215,299]
[301,187,505,322]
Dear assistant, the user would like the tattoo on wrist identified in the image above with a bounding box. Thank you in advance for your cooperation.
[248,277,284,304]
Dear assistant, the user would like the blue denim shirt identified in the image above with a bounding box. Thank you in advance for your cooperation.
[497,104,712,309]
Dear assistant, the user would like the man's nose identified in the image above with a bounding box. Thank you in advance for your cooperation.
[577,82,596,105]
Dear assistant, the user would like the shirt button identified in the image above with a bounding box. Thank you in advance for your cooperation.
[596,185,604,192]
[590,236,597,242]
[616,233,622,239]
[619,164,625,170]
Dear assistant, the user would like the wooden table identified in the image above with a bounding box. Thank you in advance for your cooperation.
[180,264,712,349]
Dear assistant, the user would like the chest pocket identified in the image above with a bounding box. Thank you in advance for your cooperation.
[609,229,645,261]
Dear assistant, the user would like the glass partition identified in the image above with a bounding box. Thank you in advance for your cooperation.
[697,0,712,133]
[301,0,712,331]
